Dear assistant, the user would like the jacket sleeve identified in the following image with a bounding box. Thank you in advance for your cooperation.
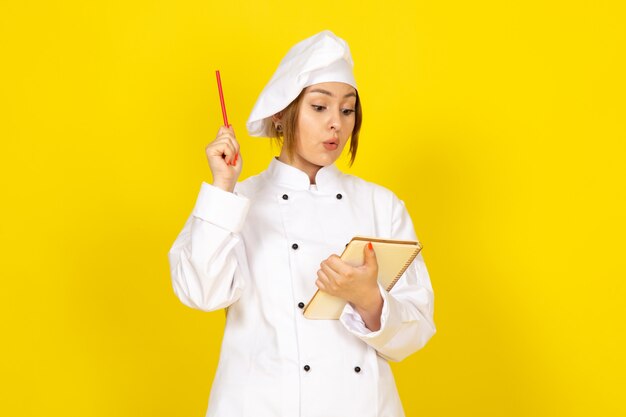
[339,195,436,361]
[168,182,251,312]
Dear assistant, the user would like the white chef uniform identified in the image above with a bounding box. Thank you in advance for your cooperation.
[168,157,436,417]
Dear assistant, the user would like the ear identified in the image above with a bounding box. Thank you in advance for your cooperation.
[271,112,283,122]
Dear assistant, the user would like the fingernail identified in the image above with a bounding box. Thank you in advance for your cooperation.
[368,242,373,250]
[235,153,239,164]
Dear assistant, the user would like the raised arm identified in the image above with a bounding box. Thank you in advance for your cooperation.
[168,126,250,311]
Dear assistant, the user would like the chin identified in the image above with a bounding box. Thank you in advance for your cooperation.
[297,149,343,168]
[314,155,340,167]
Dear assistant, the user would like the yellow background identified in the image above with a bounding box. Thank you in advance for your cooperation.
[1,0,624,416]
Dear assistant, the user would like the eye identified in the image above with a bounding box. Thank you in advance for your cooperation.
[311,105,326,112]
[341,108,356,116]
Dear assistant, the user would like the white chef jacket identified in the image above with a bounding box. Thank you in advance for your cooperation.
[168,158,436,417]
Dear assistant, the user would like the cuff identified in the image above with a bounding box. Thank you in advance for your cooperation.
[191,182,250,233]
[340,282,401,340]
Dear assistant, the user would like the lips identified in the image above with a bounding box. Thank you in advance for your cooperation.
[323,138,339,151]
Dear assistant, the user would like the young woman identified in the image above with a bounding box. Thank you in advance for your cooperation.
[169,30,435,417]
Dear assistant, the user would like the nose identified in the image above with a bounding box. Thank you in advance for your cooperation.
[329,110,342,132]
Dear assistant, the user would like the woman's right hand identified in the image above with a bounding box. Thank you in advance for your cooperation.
[205,125,242,192]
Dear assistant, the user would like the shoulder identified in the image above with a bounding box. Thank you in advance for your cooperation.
[340,172,411,220]
[232,168,277,200]
[339,173,401,205]
[340,173,414,238]
[233,173,264,199]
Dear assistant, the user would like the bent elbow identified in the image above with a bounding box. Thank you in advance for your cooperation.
[379,320,437,362]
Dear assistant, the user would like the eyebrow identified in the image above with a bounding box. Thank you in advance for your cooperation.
[307,88,357,99]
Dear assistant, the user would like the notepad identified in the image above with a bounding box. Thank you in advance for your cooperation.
[303,236,422,320]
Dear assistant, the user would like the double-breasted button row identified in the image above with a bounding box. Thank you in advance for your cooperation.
[301,365,361,373]
[281,193,343,200]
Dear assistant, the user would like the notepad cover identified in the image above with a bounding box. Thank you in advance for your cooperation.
[303,236,422,320]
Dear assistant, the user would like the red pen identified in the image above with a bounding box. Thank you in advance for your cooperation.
[215,70,237,164]
[215,70,229,128]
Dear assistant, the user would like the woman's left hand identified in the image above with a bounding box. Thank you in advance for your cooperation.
[316,243,384,330]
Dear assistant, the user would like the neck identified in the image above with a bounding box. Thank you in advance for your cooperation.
[277,151,321,184]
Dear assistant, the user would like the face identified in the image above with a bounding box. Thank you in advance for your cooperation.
[279,82,357,179]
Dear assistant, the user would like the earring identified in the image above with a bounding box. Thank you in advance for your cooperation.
[275,123,283,132]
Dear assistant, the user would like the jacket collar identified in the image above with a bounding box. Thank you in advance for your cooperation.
[264,157,343,191]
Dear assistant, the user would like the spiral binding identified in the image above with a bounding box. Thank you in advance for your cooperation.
[385,247,421,292]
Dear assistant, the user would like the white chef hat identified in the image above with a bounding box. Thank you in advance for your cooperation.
[246,30,357,137]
